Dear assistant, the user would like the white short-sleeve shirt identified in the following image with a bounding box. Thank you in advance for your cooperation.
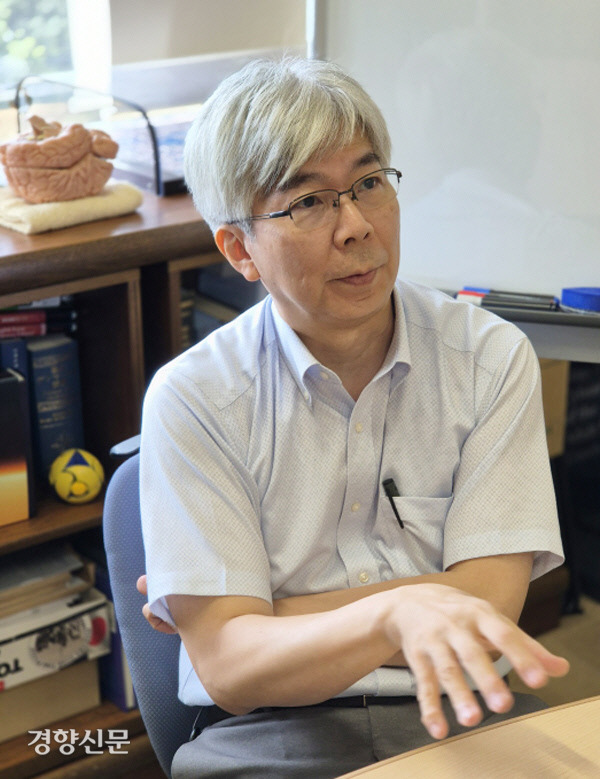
[140,279,564,705]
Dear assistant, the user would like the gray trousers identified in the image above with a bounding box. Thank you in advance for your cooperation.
[172,692,545,778]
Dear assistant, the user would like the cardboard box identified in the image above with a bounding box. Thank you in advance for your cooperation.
[0,588,110,692]
[539,359,570,458]
[0,659,100,743]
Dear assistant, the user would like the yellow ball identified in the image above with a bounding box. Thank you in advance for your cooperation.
[49,448,105,504]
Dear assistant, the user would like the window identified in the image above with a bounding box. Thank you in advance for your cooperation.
[0,0,72,86]
[0,0,111,143]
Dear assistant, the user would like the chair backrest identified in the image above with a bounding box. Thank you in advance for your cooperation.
[103,453,197,777]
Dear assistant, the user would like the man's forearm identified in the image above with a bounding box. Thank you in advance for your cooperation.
[273,553,533,625]
[169,580,568,742]
[170,589,401,714]
[274,576,420,616]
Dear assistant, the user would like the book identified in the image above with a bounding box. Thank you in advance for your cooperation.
[0,322,78,338]
[95,565,137,710]
[193,294,239,341]
[0,305,78,338]
[0,310,47,325]
[26,335,85,479]
[0,340,33,482]
[0,587,110,691]
[0,306,78,325]
[15,294,73,309]
[180,287,196,350]
[197,262,267,311]
[0,368,35,525]
[0,338,29,381]
[0,542,94,620]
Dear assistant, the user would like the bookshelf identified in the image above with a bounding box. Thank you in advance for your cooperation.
[141,251,224,380]
[0,192,216,777]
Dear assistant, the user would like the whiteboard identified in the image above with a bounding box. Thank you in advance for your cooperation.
[320,0,600,296]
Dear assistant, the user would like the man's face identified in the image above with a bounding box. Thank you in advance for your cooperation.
[221,135,400,342]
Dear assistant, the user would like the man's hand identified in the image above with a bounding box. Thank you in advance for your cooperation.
[383,583,569,739]
[136,574,178,635]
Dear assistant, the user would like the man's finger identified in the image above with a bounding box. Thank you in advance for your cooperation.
[450,632,514,715]
[407,648,449,740]
[478,615,569,690]
[427,640,484,728]
[136,574,148,596]
[141,601,178,635]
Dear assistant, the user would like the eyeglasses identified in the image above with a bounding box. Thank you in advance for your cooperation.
[239,168,402,233]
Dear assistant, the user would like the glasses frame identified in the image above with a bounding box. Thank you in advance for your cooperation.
[235,168,402,230]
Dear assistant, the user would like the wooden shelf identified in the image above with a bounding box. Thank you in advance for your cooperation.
[0,192,219,776]
[0,193,214,296]
[0,496,103,556]
[142,249,223,376]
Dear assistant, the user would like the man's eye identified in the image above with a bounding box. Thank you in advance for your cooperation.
[294,194,324,210]
[359,175,382,192]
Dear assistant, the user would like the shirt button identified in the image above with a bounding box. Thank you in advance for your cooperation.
[351,502,361,512]
[358,572,370,583]
[355,422,363,433]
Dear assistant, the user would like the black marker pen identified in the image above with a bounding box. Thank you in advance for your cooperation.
[382,478,404,529]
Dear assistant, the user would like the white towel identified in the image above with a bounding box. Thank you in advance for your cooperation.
[0,181,144,235]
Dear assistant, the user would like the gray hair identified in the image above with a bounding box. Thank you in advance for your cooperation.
[183,57,392,233]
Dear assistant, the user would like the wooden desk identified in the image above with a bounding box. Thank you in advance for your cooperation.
[338,696,600,777]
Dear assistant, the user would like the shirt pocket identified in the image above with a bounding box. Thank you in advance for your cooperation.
[379,495,453,575]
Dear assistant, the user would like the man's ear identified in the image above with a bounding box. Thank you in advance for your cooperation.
[214,225,261,282]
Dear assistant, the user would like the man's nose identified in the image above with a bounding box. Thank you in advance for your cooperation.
[333,191,373,241]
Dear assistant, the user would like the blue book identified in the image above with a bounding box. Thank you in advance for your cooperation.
[26,335,85,479]
[0,338,29,382]
[95,566,137,711]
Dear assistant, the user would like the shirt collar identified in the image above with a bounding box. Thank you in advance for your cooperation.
[379,283,412,390]
[269,283,412,405]
[270,302,320,405]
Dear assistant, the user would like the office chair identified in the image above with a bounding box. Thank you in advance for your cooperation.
[103,451,196,778]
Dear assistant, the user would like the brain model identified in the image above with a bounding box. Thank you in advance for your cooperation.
[0,115,119,203]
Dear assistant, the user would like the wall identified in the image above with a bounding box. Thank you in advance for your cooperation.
[110,0,305,64]
[321,0,600,296]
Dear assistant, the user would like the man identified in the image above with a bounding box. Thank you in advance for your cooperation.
[140,57,568,778]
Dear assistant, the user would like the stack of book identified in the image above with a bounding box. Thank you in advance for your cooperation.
[0,543,94,621]
[180,288,197,351]
[0,543,110,742]
[178,289,240,347]
[0,296,86,511]
[178,264,269,349]
[197,262,267,312]
[193,294,239,342]
[0,303,78,339]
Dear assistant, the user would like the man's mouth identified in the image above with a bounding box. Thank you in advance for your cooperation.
[337,268,379,285]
